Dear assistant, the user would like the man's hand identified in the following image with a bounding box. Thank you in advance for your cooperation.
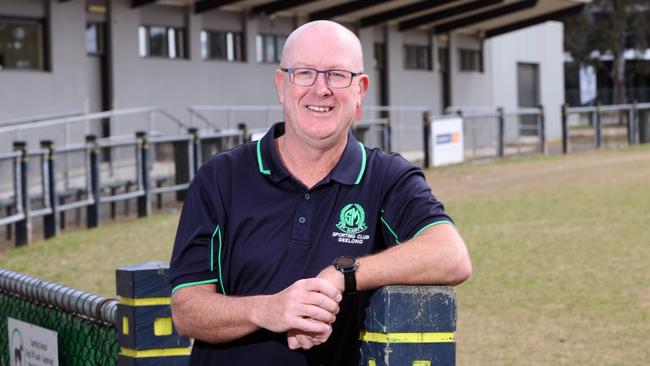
[317,265,345,293]
[252,278,342,335]
[285,266,345,350]
[287,326,332,350]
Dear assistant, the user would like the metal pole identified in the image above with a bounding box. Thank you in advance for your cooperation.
[384,118,392,152]
[86,135,100,228]
[422,111,431,169]
[238,123,248,144]
[538,105,546,155]
[497,107,505,158]
[595,103,602,149]
[562,104,568,154]
[189,128,200,177]
[136,131,150,218]
[41,140,59,239]
[13,141,30,246]
[631,101,638,145]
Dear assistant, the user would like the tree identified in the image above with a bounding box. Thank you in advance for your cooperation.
[564,0,650,104]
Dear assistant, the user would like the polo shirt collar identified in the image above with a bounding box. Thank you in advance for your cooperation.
[256,122,367,185]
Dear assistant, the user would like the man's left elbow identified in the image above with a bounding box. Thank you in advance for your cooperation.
[448,258,472,286]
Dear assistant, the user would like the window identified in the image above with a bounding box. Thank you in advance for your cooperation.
[86,22,105,55]
[404,45,431,70]
[256,34,287,63]
[459,49,483,72]
[0,17,46,71]
[138,25,186,59]
[200,30,244,62]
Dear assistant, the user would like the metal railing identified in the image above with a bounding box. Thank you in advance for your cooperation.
[0,107,187,153]
[0,128,247,246]
[561,102,650,153]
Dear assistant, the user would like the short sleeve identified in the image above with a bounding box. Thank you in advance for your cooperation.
[379,155,453,245]
[169,175,225,294]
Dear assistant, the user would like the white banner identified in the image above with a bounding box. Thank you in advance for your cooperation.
[8,317,59,366]
[579,64,597,105]
[431,116,464,167]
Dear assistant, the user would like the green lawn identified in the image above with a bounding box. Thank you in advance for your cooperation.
[1,146,649,365]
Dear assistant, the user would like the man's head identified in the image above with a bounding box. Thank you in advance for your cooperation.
[274,20,369,149]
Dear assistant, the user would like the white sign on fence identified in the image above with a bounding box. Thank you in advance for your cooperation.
[8,317,59,366]
[431,116,464,167]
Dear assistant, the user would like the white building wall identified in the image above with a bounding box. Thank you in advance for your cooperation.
[0,0,88,121]
[487,21,565,139]
[450,33,492,108]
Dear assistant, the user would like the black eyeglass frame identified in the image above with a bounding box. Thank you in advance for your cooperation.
[280,67,364,89]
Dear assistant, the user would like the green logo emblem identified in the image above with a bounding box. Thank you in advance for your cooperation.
[336,203,368,234]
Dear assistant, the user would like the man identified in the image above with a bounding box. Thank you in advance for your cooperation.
[170,20,471,365]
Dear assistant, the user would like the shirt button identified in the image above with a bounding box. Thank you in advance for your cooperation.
[304,193,311,200]
[298,216,306,224]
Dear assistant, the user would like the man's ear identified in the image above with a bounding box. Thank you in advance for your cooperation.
[355,75,370,120]
[274,69,285,105]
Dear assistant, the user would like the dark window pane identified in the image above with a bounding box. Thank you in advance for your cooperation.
[209,31,226,60]
[148,26,167,57]
[275,36,286,63]
[265,34,275,63]
[0,18,44,70]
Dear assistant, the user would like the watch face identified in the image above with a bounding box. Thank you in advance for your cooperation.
[335,256,356,268]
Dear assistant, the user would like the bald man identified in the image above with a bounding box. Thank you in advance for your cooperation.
[170,20,471,365]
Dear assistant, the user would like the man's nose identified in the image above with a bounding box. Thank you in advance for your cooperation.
[312,72,333,94]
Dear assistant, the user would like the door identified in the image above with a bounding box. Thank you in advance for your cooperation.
[517,63,540,136]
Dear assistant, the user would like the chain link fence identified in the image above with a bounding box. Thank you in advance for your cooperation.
[0,268,119,365]
[0,290,118,365]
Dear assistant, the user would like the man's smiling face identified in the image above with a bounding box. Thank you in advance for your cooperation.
[275,21,369,149]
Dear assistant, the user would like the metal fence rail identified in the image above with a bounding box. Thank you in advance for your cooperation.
[0,268,118,365]
[562,102,650,153]
[0,107,187,153]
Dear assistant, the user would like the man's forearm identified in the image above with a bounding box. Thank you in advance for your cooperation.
[356,224,472,291]
[171,278,342,344]
[172,284,263,343]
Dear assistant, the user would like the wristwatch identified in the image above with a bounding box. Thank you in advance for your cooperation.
[332,256,359,295]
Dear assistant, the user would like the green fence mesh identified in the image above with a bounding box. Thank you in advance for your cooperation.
[0,290,118,366]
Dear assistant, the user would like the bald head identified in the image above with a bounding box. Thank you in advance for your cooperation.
[280,20,364,71]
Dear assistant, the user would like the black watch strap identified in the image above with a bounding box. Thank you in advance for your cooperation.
[342,270,357,295]
[332,256,358,295]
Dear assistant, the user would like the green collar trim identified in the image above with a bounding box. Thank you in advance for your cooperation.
[354,141,366,185]
[256,139,271,175]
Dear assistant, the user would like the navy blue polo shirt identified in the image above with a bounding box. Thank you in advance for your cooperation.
[170,122,452,365]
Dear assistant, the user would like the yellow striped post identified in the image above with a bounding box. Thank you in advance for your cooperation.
[360,286,457,365]
[116,261,190,366]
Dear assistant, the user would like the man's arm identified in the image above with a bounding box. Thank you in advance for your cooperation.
[319,223,471,293]
[171,278,342,343]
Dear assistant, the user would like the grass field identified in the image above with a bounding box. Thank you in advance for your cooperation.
[1,145,649,365]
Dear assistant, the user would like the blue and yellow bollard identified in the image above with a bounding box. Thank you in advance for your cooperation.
[360,286,456,366]
[116,261,190,366]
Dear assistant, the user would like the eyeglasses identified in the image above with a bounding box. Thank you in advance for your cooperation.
[281,67,363,89]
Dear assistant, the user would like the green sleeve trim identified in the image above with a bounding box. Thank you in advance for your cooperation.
[354,142,366,185]
[412,220,454,239]
[380,215,401,244]
[211,225,227,295]
[256,139,271,175]
[171,279,219,294]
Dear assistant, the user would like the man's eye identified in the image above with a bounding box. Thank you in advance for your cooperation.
[294,70,314,78]
[329,71,347,79]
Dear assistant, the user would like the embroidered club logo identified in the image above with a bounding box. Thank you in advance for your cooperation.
[336,203,368,234]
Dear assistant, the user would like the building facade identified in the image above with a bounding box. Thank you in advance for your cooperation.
[0,0,586,143]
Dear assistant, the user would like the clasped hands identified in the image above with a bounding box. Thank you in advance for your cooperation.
[253,266,344,350]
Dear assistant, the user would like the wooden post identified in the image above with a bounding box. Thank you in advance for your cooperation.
[360,286,457,365]
[116,261,190,366]
[13,141,30,246]
[41,140,59,239]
